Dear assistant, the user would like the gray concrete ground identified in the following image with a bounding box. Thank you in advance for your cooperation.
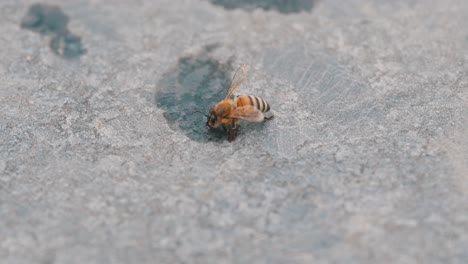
[1,0,467,263]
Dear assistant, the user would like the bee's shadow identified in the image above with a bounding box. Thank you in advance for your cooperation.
[155,46,236,143]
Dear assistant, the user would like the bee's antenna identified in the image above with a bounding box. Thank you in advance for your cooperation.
[193,110,208,118]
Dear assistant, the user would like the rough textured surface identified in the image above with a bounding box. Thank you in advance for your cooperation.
[1,0,467,263]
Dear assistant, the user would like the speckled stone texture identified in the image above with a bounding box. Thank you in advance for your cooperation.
[1,0,467,263]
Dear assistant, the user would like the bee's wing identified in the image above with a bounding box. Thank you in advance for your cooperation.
[229,105,264,122]
[224,64,247,99]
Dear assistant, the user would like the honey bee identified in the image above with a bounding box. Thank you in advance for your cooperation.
[206,64,273,142]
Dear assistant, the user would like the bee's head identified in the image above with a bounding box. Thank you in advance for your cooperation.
[206,108,218,128]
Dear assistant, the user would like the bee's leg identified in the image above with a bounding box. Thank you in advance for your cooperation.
[228,119,238,142]
[222,124,228,132]
[231,119,238,130]
[264,115,274,121]
[228,129,236,142]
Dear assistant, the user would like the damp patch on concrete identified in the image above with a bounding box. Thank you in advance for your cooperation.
[156,46,236,143]
[21,3,85,58]
[210,0,315,14]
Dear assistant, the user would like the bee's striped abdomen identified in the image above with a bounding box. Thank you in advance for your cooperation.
[235,95,271,113]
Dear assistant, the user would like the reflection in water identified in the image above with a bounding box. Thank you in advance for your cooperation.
[21,3,86,58]
[210,0,315,14]
[156,46,235,142]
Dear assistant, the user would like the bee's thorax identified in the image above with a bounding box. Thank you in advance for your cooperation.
[214,99,236,117]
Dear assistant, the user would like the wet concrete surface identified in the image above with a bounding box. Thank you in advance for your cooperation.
[210,0,315,13]
[21,3,85,58]
[156,44,234,142]
[1,0,467,263]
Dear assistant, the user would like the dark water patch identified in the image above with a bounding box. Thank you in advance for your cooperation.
[21,3,85,58]
[21,3,68,35]
[49,33,85,58]
[156,46,236,143]
[210,0,315,14]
